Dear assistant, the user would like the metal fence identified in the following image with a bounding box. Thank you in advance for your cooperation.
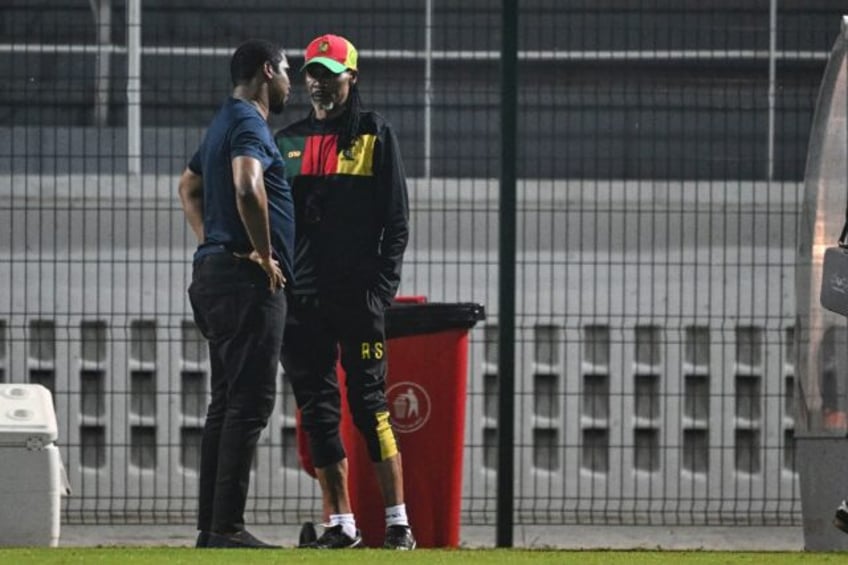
[0,0,843,534]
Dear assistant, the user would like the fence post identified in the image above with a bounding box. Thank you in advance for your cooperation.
[497,0,518,549]
[126,0,142,179]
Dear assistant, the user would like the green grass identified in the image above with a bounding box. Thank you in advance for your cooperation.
[0,549,845,565]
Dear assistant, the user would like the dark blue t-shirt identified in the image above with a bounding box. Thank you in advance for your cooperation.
[188,97,295,282]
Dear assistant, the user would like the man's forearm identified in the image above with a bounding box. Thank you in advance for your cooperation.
[183,197,204,241]
[232,155,274,259]
[235,186,273,259]
[178,168,205,242]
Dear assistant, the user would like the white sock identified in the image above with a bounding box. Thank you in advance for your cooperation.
[328,513,357,539]
[385,504,409,527]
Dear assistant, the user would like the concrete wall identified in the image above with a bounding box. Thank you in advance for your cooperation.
[0,173,802,525]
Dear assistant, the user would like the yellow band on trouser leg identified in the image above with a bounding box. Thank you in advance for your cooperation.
[375,410,398,460]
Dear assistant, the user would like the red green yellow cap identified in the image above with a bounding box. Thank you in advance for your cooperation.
[301,34,358,73]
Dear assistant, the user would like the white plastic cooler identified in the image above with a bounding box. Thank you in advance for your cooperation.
[0,384,69,547]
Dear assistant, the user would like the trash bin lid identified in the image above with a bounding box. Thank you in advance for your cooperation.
[385,302,486,339]
[0,384,58,447]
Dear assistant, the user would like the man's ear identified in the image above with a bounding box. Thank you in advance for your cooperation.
[348,70,358,85]
[263,60,276,80]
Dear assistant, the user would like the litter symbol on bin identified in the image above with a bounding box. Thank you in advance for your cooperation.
[387,381,431,433]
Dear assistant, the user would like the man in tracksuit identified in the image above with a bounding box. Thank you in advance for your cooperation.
[275,34,414,550]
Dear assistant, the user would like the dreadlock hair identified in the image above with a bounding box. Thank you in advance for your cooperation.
[337,82,362,153]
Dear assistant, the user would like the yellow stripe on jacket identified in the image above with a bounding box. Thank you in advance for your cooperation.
[336,134,376,176]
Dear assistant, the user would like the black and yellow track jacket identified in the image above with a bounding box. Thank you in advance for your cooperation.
[275,110,409,304]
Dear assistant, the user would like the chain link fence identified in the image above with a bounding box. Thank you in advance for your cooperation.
[1,0,845,532]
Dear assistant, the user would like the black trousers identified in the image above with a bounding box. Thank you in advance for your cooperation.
[281,289,397,468]
[188,253,287,534]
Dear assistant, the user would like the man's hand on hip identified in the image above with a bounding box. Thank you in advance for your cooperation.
[244,250,285,291]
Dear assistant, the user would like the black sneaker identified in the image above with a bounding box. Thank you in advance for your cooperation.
[312,525,362,549]
[383,525,416,550]
[195,530,210,548]
[298,521,318,547]
[206,529,281,549]
[834,500,848,534]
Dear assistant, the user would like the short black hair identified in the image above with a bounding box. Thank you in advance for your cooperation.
[230,39,284,86]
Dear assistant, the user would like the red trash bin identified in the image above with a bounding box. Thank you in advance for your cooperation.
[296,299,485,547]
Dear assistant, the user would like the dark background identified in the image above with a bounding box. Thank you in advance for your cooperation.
[0,0,843,179]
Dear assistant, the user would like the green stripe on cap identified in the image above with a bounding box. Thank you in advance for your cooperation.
[300,56,347,73]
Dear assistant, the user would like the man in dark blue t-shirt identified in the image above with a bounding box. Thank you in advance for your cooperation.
[178,38,294,549]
